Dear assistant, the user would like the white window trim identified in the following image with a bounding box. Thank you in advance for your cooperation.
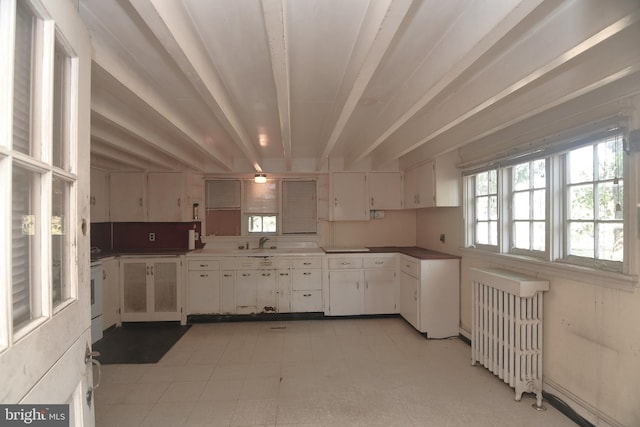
[462,125,639,289]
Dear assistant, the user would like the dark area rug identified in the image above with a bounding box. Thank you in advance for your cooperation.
[92,322,190,364]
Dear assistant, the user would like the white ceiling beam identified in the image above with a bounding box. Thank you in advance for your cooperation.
[344,0,545,168]
[91,118,180,170]
[372,7,640,166]
[128,0,264,172]
[91,139,169,170]
[91,97,206,170]
[319,0,415,161]
[81,5,233,171]
[262,0,292,170]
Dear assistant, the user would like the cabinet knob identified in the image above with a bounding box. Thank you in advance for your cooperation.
[199,264,208,267]
[303,293,312,297]
[242,273,250,277]
[262,273,271,277]
[370,197,374,207]
[303,272,311,276]
[303,262,311,265]
[200,274,208,278]
[280,273,289,276]
[224,274,232,277]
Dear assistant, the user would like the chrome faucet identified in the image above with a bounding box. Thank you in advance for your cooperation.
[258,236,270,249]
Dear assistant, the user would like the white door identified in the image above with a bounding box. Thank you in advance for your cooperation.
[0,0,94,425]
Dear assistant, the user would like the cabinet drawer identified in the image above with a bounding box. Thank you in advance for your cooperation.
[291,269,322,290]
[363,257,395,269]
[222,257,288,270]
[329,257,363,269]
[291,290,322,312]
[188,260,220,271]
[400,257,419,277]
[291,257,322,269]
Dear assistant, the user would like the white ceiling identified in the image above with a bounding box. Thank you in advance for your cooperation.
[79,0,640,173]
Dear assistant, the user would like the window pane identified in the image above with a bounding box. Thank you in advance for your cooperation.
[568,222,594,258]
[13,1,35,156]
[513,221,530,249]
[476,222,488,245]
[532,221,545,251]
[248,216,262,232]
[52,177,70,306]
[488,170,497,193]
[488,195,498,220]
[569,146,593,183]
[597,138,622,181]
[597,182,621,220]
[568,184,593,220]
[52,39,71,170]
[476,196,488,220]
[263,216,276,233]
[476,173,488,195]
[513,163,529,191]
[532,159,546,188]
[533,189,545,220]
[488,220,498,245]
[598,223,623,262]
[12,164,41,329]
[513,192,530,220]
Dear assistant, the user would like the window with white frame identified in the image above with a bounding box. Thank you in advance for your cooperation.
[5,0,78,333]
[465,128,626,272]
[204,178,317,236]
[511,159,547,254]
[244,179,278,234]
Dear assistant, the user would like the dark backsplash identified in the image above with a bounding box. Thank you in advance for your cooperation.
[91,222,203,252]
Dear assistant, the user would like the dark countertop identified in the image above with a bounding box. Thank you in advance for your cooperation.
[326,246,460,260]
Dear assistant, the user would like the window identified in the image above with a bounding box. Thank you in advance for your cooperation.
[468,170,498,248]
[465,129,626,272]
[511,159,546,254]
[4,0,78,334]
[244,180,278,234]
[565,138,624,264]
[204,178,317,236]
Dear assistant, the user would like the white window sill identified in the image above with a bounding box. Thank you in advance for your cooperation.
[460,248,638,292]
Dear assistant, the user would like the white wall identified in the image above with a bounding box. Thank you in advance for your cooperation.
[415,199,640,426]
[325,210,417,248]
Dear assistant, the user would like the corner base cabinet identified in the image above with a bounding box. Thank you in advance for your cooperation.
[399,255,459,338]
[120,256,183,324]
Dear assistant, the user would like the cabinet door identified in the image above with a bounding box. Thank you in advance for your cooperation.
[328,270,364,315]
[148,172,184,221]
[399,271,419,329]
[221,271,236,314]
[90,168,109,222]
[121,261,148,315]
[236,270,258,314]
[330,172,368,220]
[368,172,403,210]
[102,258,120,329]
[109,172,146,221]
[257,270,277,313]
[188,270,221,314]
[418,161,435,208]
[276,270,291,313]
[364,269,397,314]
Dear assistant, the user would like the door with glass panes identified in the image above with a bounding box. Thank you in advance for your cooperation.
[0,0,94,423]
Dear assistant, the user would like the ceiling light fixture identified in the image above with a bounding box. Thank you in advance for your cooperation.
[254,173,267,183]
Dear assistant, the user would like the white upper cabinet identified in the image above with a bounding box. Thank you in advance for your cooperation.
[403,151,460,208]
[91,168,109,222]
[109,171,188,222]
[109,172,147,221]
[330,172,369,221]
[367,172,403,210]
[148,172,184,221]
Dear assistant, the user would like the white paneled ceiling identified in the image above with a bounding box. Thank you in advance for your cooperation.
[79,0,640,173]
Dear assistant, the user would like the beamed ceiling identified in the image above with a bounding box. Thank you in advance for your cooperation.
[79,0,640,173]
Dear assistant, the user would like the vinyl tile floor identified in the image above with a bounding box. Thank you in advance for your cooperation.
[94,317,577,426]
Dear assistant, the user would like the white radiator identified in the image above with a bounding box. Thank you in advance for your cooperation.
[471,268,550,409]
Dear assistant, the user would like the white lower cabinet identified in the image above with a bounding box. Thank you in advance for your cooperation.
[102,257,120,329]
[221,271,236,313]
[328,255,397,316]
[291,257,323,312]
[398,255,459,338]
[120,256,183,323]
[276,269,292,313]
[187,259,220,315]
